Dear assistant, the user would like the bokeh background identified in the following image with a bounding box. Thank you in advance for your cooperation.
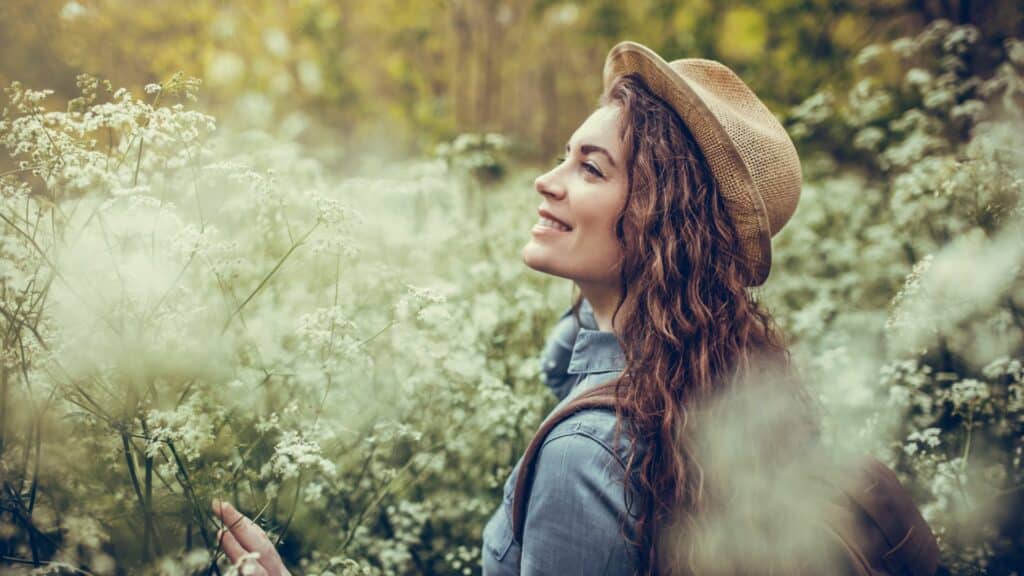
[3,0,1020,160]
[1,1,1023,574]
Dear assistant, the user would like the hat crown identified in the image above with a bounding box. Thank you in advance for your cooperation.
[604,42,803,286]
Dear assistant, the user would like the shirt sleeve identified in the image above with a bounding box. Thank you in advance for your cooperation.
[538,306,582,401]
[519,430,637,575]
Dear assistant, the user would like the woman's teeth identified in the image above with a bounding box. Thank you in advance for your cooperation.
[538,217,571,232]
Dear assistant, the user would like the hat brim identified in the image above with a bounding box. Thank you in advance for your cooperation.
[602,41,772,287]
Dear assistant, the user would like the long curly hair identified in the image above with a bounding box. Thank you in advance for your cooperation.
[574,73,822,575]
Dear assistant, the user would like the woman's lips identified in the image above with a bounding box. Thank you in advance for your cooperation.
[538,208,573,230]
[536,216,571,231]
[531,217,572,236]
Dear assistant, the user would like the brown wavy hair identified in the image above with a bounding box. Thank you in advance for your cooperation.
[572,74,822,575]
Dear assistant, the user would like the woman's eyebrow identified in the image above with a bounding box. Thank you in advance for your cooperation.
[565,142,618,169]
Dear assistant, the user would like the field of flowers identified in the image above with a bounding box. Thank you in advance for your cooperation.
[1,21,1022,575]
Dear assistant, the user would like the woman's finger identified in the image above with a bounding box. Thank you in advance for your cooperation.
[219,528,271,576]
[213,500,286,573]
[214,500,275,556]
[217,527,247,564]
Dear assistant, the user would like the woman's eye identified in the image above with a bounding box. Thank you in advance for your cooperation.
[553,155,603,178]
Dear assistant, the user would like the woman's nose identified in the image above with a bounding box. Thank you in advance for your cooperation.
[534,169,566,200]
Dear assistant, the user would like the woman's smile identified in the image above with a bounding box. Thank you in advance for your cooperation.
[532,208,573,234]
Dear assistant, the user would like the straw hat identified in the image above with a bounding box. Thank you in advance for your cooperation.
[603,41,802,287]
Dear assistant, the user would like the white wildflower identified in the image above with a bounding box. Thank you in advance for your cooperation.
[1007,38,1024,66]
[942,25,980,55]
[950,378,990,411]
[981,356,1023,381]
[267,431,337,480]
[60,1,86,20]
[891,37,918,59]
[394,284,448,320]
[853,126,886,151]
[146,398,215,462]
[854,44,885,68]
[908,427,943,449]
[905,68,933,88]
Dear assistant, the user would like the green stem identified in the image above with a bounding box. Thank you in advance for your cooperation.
[132,135,145,188]
[274,472,303,547]
[139,419,163,557]
[961,409,973,467]
[178,129,206,230]
[27,417,40,515]
[0,365,7,458]
[165,440,214,551]
[121,431,152,561]
[221,222,319,334]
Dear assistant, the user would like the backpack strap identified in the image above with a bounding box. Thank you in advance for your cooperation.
[511,382,619,544]
[830,456,941,576]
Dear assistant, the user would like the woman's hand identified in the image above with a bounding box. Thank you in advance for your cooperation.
[212,500,291,576]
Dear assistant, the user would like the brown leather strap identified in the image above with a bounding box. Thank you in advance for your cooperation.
[511,382,619,544]
[834,456,940,576]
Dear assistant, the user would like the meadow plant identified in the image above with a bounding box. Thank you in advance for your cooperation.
[0,72,567,574]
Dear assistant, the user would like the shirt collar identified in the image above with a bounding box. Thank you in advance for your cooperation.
[567,328,626,375]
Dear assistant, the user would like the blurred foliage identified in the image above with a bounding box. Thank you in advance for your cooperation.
[768,19,1024,575]
[1,0,1021,160]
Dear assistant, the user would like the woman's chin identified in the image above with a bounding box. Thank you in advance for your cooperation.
[521,243,557,275]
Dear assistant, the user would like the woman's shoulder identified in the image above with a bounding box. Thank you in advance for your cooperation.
[529,407,647,526]
[540,406,636,471]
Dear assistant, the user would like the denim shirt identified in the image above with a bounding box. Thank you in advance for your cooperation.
[481,300,642,575]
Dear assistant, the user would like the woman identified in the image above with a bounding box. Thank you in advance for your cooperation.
[482,41,817,576]
[214,41,813,575]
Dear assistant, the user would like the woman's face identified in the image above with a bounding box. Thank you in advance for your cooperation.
[522,105,628,286]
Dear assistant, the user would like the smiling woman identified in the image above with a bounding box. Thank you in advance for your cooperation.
[481,38,816,574]
[481,39,940,576]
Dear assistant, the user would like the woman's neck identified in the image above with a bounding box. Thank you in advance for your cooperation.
[578,281,627,334]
